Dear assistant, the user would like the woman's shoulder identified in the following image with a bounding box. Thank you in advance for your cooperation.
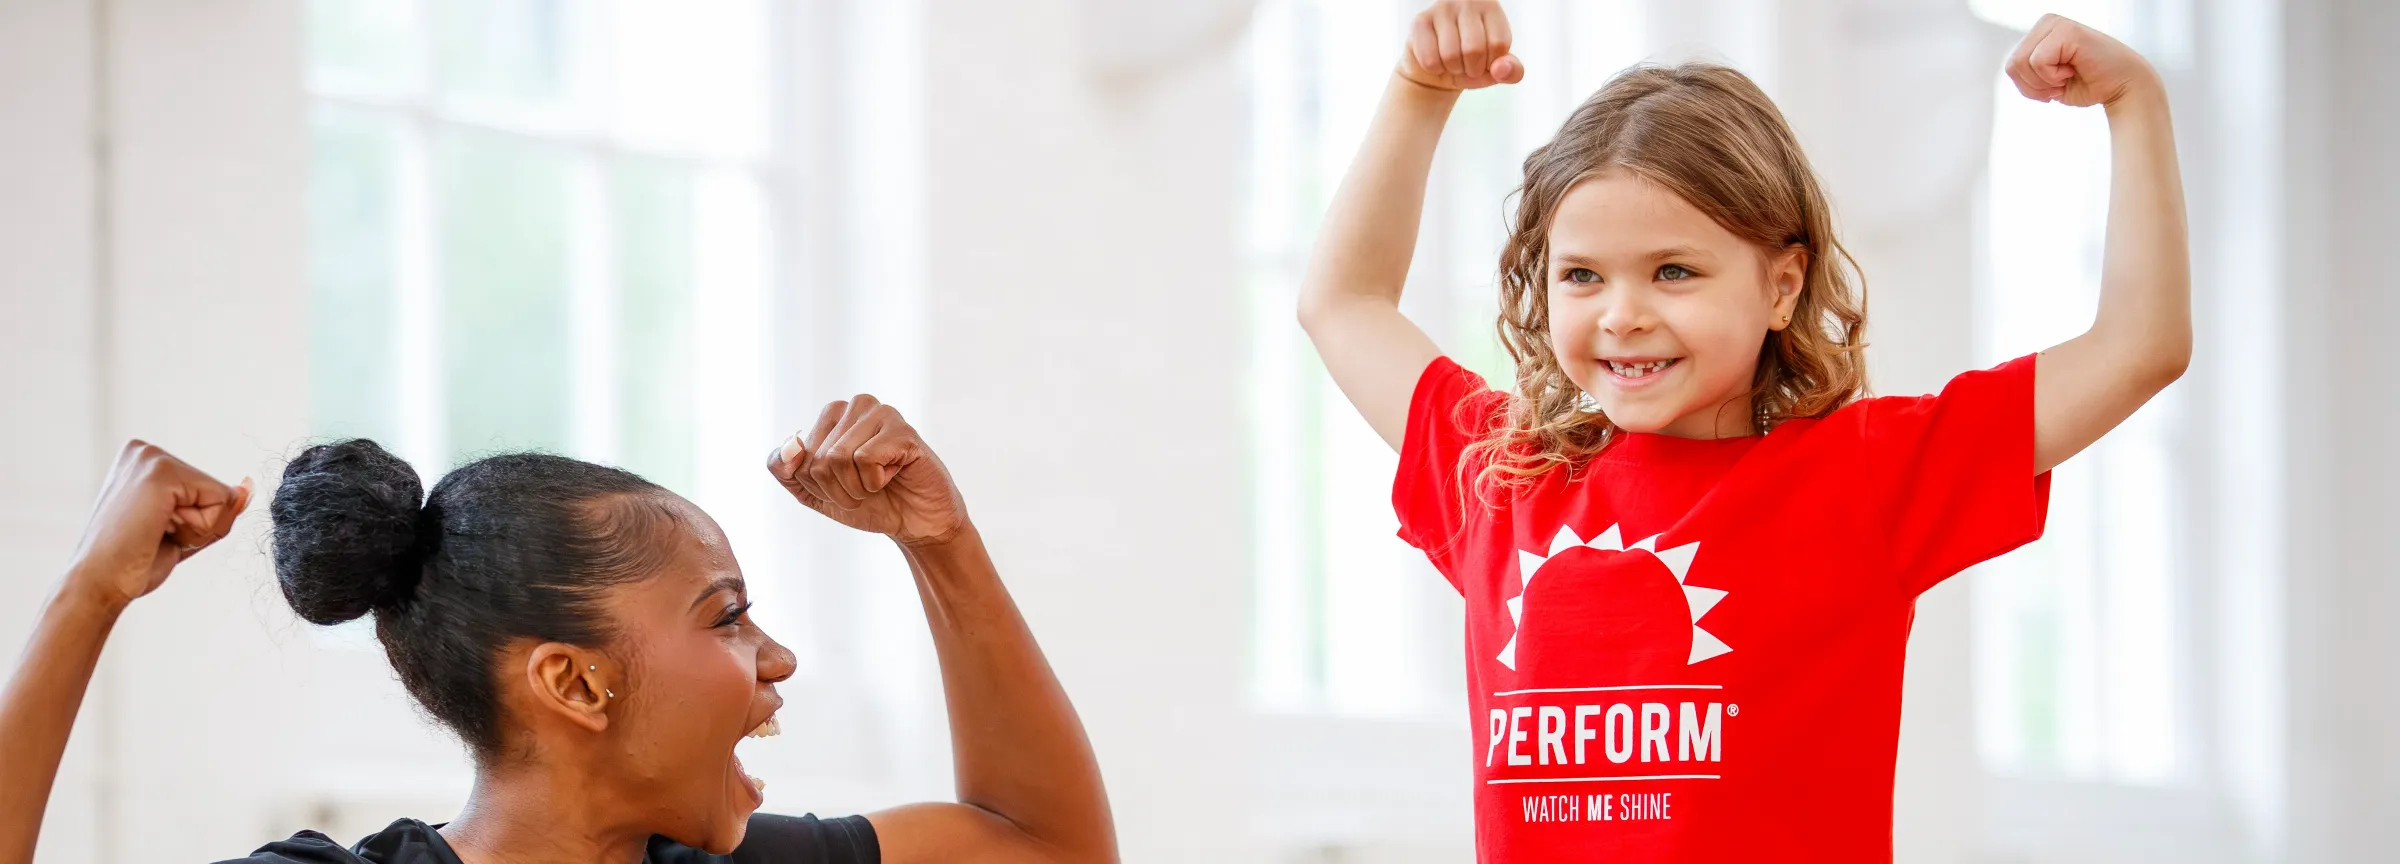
[215,818,452,864]
[218,813,878,864]
[646,812,881,864]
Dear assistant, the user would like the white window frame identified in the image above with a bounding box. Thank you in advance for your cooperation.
[1963,1,2288,861]
[293,0,850,828]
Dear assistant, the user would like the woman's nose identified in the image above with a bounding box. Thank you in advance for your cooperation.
[757,632,798,684]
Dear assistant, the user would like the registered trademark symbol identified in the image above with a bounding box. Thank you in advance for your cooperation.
[1727,704,1740,717]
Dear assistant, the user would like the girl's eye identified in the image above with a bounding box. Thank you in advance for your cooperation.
[1657,264,1695,281]
[1563,267,1601,284]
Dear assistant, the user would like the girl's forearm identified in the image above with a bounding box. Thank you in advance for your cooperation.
[0,580,126,864]
[2093,85,2193,381]
[1297,74,1461,319]
[899,525,1113,861]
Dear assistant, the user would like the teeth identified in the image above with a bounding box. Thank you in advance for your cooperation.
[748,773,767,794]
[1607,359,1674,377]
[745,715,782,739]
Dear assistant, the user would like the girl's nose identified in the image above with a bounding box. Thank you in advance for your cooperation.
[1595,287,1657,337]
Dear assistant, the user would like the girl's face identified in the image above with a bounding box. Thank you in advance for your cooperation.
[1544,171,1804,439]
[595,496,796,852]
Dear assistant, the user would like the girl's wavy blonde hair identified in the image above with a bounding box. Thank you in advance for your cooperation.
[1461,62,1870,497]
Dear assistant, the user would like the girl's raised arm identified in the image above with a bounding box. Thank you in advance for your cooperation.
[2005,14,2194,473]
[1297,0,1522,450]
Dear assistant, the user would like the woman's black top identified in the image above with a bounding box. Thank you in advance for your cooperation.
[219,813,878,863]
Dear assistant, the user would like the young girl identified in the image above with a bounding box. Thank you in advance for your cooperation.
[1297,1,2187,860]
[0,397,1117,863]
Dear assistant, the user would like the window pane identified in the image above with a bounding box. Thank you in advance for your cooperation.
[612,158,697,494]
[437,0,584,112]
[309,108,404,443]
[1970,59,2183,784]
[309,0,423,94]
[438,132,573,462]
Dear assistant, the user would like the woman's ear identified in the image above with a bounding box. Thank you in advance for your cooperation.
[525,643,612,734]
[1768,245,1808,328]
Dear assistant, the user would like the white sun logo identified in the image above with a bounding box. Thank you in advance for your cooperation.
[1496,524,1731,670]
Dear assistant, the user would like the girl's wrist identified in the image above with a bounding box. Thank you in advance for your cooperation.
[2102,69,2170,120]
[1392,69,1466,99]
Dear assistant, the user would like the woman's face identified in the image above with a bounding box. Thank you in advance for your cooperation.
[595,495,797,852]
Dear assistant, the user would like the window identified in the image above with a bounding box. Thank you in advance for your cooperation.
[306,0,788,641]
[1967,0,2194,786]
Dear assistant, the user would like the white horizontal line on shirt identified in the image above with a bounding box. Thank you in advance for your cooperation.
[1490,684,1725,697]
[1486,774,1722,785]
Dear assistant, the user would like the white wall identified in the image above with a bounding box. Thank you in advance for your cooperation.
[0,0,309,861]
[913,1,1255,859]
[2285,0,2400,860]
[0,1,101,861]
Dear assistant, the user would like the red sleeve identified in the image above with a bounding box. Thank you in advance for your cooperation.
[1853,354,2053,596]
[1392,356,1509,575]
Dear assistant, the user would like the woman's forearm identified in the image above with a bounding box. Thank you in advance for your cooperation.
[899,525,1113,861]
[0,580,127,864]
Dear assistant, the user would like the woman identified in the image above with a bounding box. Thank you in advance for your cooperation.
[0,395,1116,863]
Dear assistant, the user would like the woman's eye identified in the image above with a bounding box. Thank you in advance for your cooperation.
[1657,263,1694,281]
[717,602,753,628]
[1563,267,1600,284]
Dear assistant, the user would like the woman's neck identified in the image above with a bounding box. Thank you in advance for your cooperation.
[440,765,649,864]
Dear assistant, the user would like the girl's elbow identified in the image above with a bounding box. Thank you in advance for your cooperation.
[2143,332,2193,390]
[1295,289,1348,336]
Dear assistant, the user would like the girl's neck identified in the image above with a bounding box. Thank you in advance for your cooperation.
[441,765,649,864]
[1647,393,1762,440]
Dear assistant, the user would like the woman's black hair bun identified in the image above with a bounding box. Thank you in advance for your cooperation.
[270,439,428,625]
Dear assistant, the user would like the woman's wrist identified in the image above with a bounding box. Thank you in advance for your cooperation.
[895,520,983,561]
[54,566,135,619]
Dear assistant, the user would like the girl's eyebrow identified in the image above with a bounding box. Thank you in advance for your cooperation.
[1644,245,1712,262]
[1552,246,1715,268]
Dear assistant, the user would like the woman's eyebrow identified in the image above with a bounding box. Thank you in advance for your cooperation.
[687,575,747,612]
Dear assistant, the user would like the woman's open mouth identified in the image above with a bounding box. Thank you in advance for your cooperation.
[733,713,781,802]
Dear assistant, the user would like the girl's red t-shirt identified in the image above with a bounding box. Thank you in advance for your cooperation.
[1394,355,2051,863]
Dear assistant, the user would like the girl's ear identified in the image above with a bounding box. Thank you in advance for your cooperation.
[1768,245,1808,328]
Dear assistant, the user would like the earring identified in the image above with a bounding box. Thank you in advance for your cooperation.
[607,689,617,699]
